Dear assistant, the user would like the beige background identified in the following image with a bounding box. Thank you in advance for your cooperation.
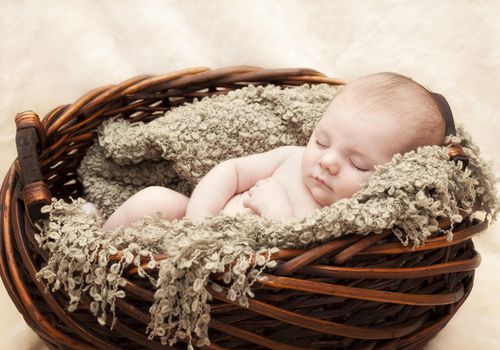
[1,1,499,349]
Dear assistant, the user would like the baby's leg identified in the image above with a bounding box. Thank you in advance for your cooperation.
[102,186,189,232]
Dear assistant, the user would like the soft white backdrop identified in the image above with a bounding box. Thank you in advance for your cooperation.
[1,1,499,349]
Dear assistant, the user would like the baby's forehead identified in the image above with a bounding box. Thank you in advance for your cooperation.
[322,97,412,126]
[319,97,424,139]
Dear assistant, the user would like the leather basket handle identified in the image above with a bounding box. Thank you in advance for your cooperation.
[15,111,52,225]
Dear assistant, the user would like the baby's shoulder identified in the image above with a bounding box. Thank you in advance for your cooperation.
[278,145,305,157]
[283,145,305,160]
[276,145,304,168]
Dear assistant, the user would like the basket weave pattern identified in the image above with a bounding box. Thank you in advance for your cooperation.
[0,66,486,349]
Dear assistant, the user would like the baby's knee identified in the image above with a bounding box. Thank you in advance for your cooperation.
[136,186,189,219]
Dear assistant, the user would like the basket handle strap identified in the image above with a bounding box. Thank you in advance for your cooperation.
[432,92,468,170]
[15,111,52,225]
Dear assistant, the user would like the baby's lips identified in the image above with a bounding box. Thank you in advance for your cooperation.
[314,175,333,190]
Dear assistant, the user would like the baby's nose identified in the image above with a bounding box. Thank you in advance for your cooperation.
[319,156,340,174]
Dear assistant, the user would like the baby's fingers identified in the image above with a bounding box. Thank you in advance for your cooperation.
[242,196,256,209]
[255,179,269,187]
[242,193,264,215]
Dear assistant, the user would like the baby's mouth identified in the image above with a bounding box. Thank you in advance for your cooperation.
[313,175,333,190]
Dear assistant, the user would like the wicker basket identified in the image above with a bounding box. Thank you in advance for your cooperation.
[0,66,487,350]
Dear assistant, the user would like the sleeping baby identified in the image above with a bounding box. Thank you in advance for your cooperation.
[101,72,446,232]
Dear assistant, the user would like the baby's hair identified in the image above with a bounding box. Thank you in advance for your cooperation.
[332,72,446,149]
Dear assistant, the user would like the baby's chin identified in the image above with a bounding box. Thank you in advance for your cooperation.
[310,189,336,207]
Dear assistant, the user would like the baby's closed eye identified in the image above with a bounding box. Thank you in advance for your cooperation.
[349,159,371,172]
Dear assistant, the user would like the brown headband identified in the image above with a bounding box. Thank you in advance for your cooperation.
[432,92,456,137]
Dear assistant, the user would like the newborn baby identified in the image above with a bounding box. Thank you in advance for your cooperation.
[102,72,445,232]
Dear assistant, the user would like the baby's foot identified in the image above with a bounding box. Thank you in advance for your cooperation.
[82,202,103,220]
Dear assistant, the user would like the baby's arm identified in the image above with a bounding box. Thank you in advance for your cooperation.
[185,146,298,220]
[184,161,238,219]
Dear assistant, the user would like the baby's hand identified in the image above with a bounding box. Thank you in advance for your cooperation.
[242,178,294,218]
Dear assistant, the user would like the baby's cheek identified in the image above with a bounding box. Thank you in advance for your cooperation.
[352,174,372,193]
[339,173,367,197]
[360,172,374,185]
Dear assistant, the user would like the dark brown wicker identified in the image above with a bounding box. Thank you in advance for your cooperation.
[0,66,487,350]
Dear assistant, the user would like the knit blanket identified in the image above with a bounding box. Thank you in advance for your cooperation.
[35,84,498,349]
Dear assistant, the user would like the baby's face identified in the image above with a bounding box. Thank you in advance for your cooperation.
[301,96,413,207]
